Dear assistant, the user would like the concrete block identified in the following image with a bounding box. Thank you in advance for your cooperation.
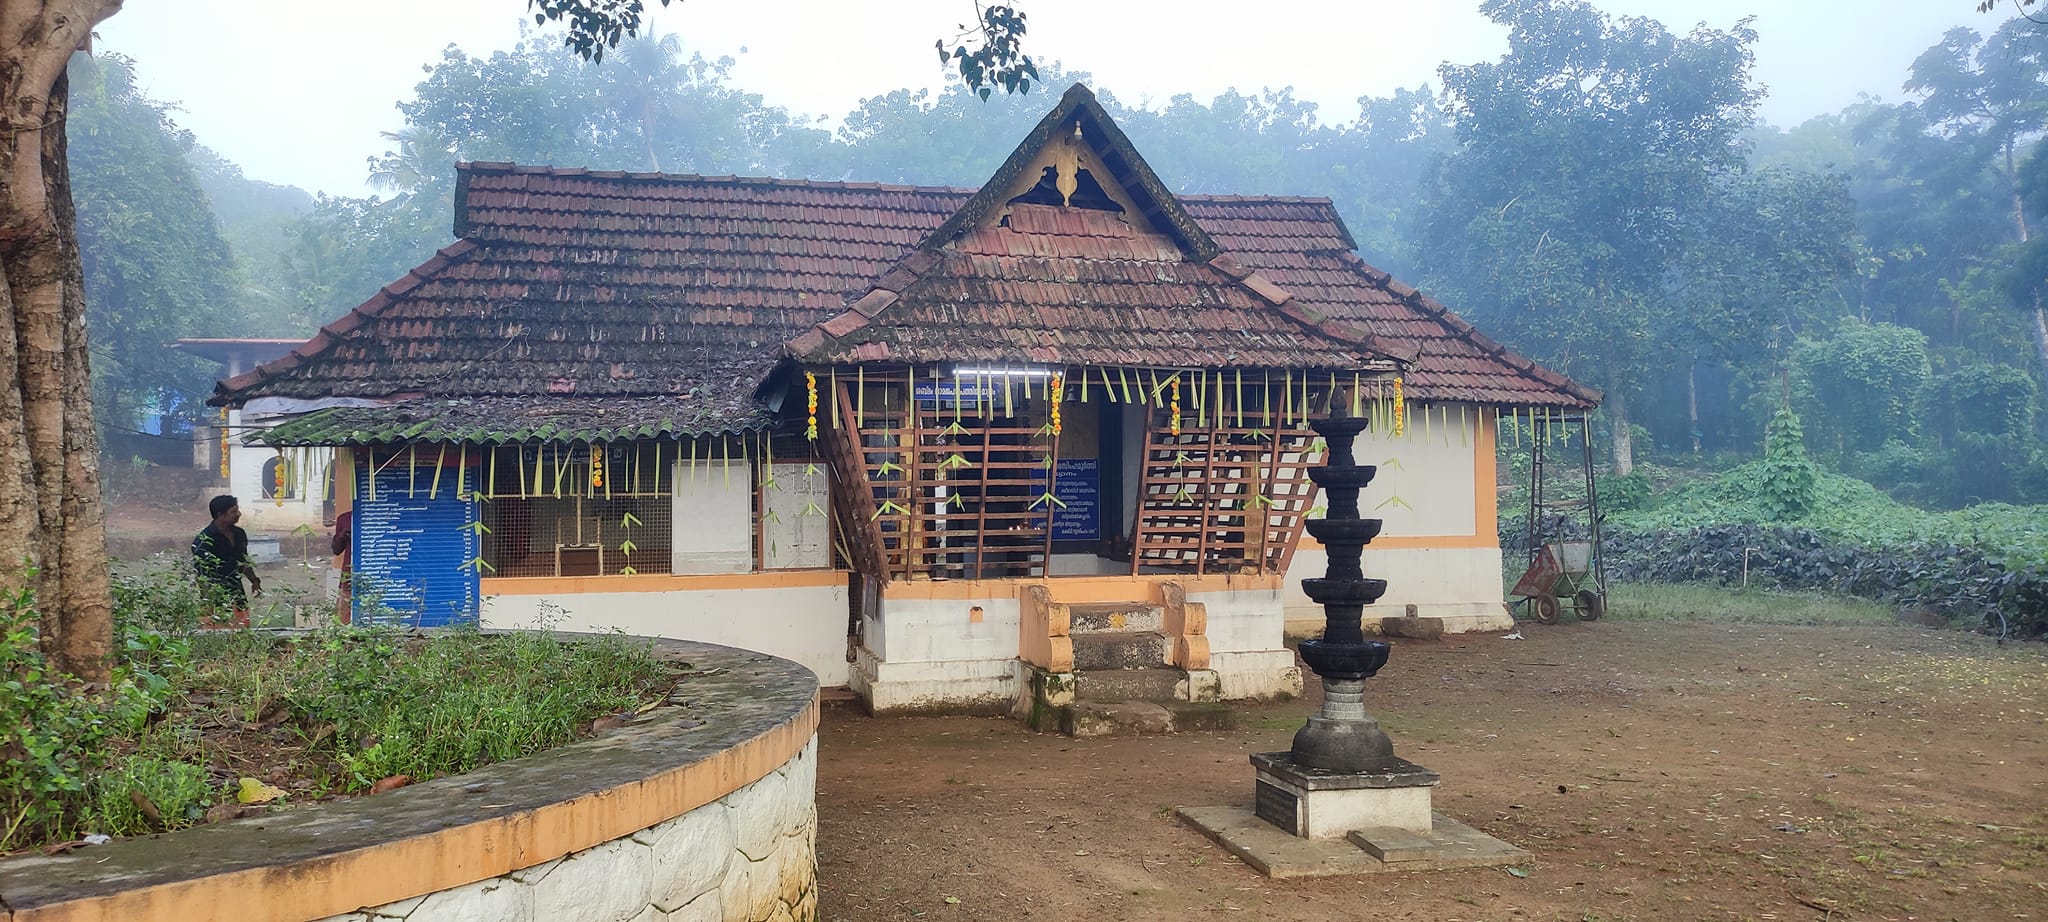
[1346,826,1439,862]
[531,837,653,922]
[1071,630,1167,670]
[1074,667,1184,702]
[410,876,533,922]
[1377,616,1445,641]
[729,765,791,861]
[717,848,759,921]
[1163,700,1236,732]
[1183,668,1221,702]
[1069,700,1174,737]
[1068,602,1163,634]
[643,800,735,911]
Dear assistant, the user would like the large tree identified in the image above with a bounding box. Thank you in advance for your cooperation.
[5,0,1034,685]
[1908,18,2048,370]
[1420,0,1761,475]
[0,0,125,685]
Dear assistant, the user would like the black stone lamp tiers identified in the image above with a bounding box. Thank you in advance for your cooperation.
[1292,413,1398,772]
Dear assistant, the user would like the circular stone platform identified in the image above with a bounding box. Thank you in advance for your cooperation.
[0,637,820,922]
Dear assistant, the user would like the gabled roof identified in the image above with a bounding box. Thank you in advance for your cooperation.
[786,84,1408,371]
[213,91,1595,441]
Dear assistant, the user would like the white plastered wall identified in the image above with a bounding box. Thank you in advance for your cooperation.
[228,411,334,535]
[481,583,851,686]
[851,594,1024,712]
[1190,585,1303,700]
[1283,403,1512,634]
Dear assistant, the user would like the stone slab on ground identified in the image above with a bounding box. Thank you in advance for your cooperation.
[1175,806,1528,879]
[1065,700,1240,737]
[1376,616,1445,641]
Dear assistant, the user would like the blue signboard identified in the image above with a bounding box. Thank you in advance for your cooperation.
[352,464,480,627]
[1047,458,1101,541]
[912,380,998,406]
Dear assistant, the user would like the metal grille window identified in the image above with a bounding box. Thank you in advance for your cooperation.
[475,442,687,578]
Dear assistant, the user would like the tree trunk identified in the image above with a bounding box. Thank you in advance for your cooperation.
[1,1,126,686]
[2034,296,2048,374]
[1686,360,1700,455]
[1606,369,1633,477]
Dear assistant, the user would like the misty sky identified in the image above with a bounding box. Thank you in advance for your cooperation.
[98,1,1991,198]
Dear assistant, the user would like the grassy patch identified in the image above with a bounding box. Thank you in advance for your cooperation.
[1598,582,1895,625]
[2,565,672,854]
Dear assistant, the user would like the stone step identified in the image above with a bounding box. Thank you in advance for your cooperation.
[1067,601,1163,635]
[1066,700,1238,738]
[1074,666,1185,702]
[1071,630,1167,671]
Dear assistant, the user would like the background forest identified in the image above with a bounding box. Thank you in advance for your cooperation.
[74,5,2046,591]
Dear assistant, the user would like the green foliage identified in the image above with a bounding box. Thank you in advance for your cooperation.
[528,0,1037,97]
[68,53,242,431]
[0,576,172,851]
[1758,407,1818,520]
[2,565,668,853]
[1613,463,2048,566]
[1789,320,1933,458]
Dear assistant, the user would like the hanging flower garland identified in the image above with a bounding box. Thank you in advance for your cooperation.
[1392,375,1406,438]
[1169,375,1182,437]
[218,408,231,478]
[805,371,819,441]
[273,453,287,506]
[1049,374,1064,437]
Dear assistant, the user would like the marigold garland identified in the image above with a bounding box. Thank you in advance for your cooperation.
[1169,375,1182,437]
[1392,375,1406,438]
[804,371,819,441]
[218,408,230,478]
[1049,374,1064,437]
[273,453,287,506]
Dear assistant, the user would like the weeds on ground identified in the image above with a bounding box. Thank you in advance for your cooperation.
[1,564,671,854]
[1595,582,1895,625]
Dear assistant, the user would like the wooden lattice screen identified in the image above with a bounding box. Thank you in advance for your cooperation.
[833,369,1058,581]
[1130,408,1321,576]
[824,365,1377,582]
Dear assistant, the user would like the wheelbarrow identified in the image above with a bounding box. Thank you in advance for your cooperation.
[1511,540,1605,624]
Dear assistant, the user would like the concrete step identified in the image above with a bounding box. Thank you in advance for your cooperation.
[1068,601,1164,635]
[1066,699,1238,738]
[1071,630,1167,671]
[1074,667,1185,702]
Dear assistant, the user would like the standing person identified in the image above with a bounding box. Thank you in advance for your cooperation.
[192,494,261,628]
[330,507,352,625]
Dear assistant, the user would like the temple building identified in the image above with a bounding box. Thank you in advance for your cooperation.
[212,85,1595,712]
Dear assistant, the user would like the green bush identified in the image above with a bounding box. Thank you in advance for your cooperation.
[0,577,169,851]
[3,565,671,853]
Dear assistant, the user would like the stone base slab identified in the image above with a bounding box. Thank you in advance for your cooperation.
[1176,806,1529,879]
[1252,751,1439,836]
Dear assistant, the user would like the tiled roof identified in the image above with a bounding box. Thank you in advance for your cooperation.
[253,396,770,447]
[1177,197,1599,407]
[213,106,1594,433]
[786,203,1402,370]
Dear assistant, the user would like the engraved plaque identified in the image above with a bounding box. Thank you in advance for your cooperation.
[1254,780,1299,835]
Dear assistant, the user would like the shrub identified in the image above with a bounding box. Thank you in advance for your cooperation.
[1600,524,2048,638]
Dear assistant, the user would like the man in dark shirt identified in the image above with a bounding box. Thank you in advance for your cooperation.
[192,494,261,627]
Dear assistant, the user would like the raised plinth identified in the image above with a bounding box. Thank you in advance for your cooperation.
[1251,751,1438,837]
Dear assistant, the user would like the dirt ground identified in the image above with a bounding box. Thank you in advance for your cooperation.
[814,622,2048,922]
